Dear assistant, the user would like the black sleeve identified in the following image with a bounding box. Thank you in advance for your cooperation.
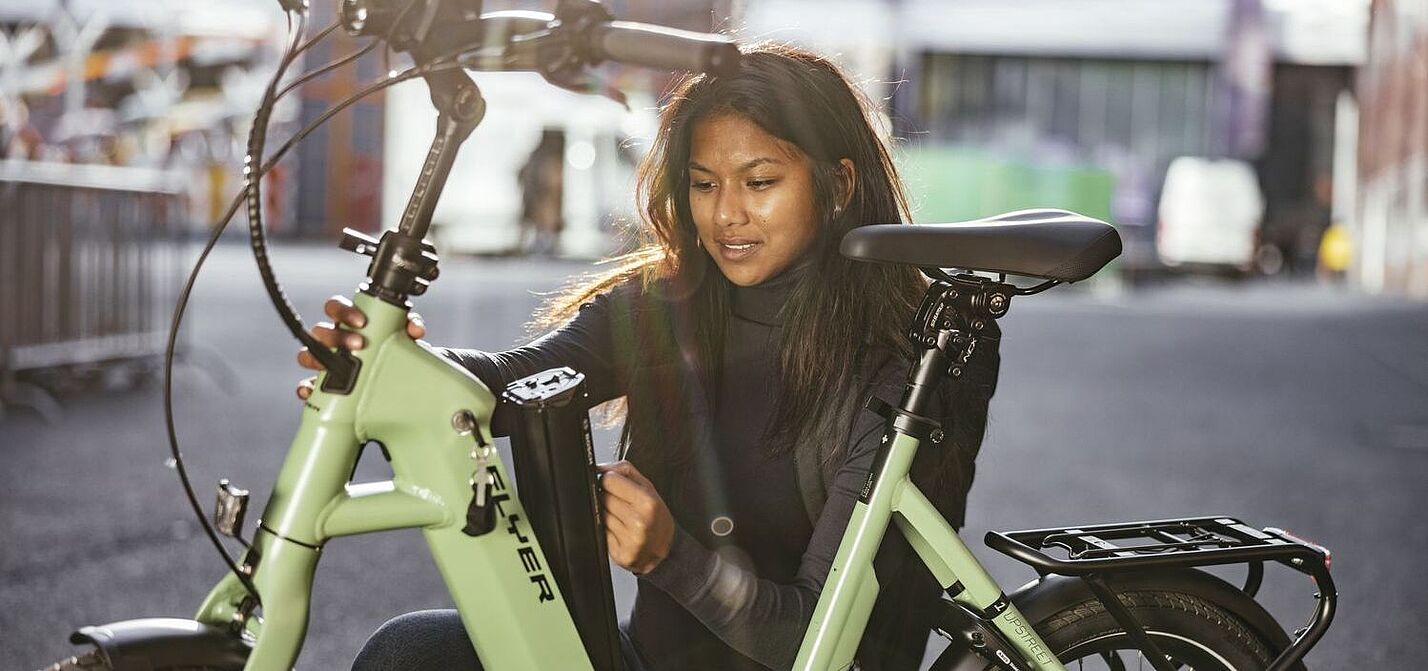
[637,413,889,670]
[639,333,1000,670]
[438,288,627,436]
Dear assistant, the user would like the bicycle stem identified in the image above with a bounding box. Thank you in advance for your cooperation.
[322,67,483,394]
[362,68,483,307]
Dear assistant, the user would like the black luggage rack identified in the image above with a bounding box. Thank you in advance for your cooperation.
[985,516,1336,671]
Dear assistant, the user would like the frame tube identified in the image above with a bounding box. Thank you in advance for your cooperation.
[793,430,918,670]
[895,484,1062,669]
[318,481,448,538]
[794,424,1066,670]
[197,294,593,670]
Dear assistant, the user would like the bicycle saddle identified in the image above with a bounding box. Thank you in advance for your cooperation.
[840,209,1122,282]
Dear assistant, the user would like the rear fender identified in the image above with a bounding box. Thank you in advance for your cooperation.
[69,618,250,670]
[933,569,1298,671]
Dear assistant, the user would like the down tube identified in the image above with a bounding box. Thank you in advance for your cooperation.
[894,483,1065,670]
[355,325,593,670]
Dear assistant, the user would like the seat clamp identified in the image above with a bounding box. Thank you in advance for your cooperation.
[864,395,943,442]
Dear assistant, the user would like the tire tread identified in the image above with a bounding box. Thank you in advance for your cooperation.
[1043,589,1273,665]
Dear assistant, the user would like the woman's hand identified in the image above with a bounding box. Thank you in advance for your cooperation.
[598,460,676,575]
[295,295,426,400]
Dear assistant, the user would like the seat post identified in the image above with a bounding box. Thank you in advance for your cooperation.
[900,346,948,418]
[897,277,1011,420]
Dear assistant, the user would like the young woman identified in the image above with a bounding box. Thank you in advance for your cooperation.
[297,43,1000,671]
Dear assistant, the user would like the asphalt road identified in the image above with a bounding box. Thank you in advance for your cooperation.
[3,242,1426,669]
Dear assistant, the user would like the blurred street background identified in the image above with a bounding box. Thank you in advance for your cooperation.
[2,0,1427,669]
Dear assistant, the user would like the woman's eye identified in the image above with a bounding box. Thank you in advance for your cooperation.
[691,181,715,192]
[748,179,777,190]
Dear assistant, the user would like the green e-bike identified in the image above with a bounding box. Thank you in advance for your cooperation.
[41,2,1336,670]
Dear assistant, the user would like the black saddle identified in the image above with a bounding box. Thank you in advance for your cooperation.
[840,209,1122,283]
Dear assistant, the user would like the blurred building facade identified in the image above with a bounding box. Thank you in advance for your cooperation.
[1354,0,1428,297]
[742,0,1365,276]
[292,0,387,238]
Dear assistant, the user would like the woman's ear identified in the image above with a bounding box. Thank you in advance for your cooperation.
[836,158,857,212]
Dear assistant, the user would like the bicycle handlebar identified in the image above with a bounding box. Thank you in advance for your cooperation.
[587,20,739,74]
[341,2,739,76]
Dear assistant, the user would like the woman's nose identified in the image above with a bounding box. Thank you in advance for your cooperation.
[714,187,748,227]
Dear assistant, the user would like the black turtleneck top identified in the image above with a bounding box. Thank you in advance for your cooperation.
[439,263,972,670]
[625,266,815,670]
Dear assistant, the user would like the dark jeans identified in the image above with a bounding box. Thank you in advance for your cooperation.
[351,609,650,671]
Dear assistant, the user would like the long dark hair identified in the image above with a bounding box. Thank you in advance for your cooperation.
[536,43,947,507]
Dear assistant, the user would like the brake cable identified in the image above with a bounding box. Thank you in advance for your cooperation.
[249,0,431,390]
[162,14,470,608]
[164,7,309,608]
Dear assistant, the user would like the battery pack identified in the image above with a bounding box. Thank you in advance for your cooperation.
[503,367,622,671]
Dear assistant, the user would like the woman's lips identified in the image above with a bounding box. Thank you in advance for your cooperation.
[717,240,761,261]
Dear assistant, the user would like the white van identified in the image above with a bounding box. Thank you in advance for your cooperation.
[382,72,657,257]
[1156,156,1265,271]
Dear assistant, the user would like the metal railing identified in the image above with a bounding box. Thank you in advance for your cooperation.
[0,160,187,404]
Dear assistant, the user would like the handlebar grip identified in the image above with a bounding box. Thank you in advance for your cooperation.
[590,21,740,74]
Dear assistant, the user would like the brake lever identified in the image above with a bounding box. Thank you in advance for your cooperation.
[503,24,629,108]
[542,70,629,108]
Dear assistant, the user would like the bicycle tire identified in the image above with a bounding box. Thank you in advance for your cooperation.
[934,589,1276,670]
[38,649,239,671]
[1041,589,1274,669]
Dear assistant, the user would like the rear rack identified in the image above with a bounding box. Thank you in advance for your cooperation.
[985,516,1335,671]
[986,516,1329,577]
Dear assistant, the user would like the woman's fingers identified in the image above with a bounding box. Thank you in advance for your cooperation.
[313,321,365,351]
[323,295,366,328]
[605,527,626,562]
[599,460,646,482]
[322,295,423,341]
[304,296,413,374]
[598,462,655,502]
[602,498,632,534]
[596,462,674,574]
[601,491,643,530]
[311,322,340,348]
[598,470,643,507]
[613,460,654,488]
[602,495,643,571]
[296,376,316,400]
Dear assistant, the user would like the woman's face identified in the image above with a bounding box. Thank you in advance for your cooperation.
[688,114,821,287]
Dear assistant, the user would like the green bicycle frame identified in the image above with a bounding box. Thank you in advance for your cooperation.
[184,38,1066,670]
[195,293,594,670]
[189,291,1063,670]
[792,431,1062,671]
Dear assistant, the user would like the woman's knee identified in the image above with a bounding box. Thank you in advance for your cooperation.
[352,609,482,671]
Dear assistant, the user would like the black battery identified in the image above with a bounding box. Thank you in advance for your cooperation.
[503,367,622,671]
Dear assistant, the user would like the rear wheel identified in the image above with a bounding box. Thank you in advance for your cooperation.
[1044,590,1272,669]
[937,589,1275,670]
